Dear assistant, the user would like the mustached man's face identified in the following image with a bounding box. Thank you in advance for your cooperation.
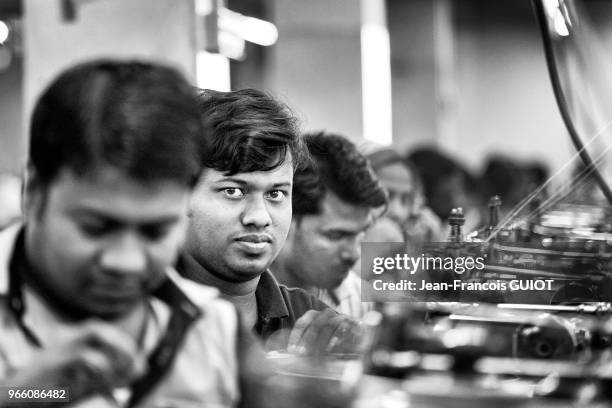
[286,192,372,290]
[186,153,293,282]
[25,166,190,319]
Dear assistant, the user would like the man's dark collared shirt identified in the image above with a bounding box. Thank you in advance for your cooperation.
[253,268,329,340]
[176,253,329,342]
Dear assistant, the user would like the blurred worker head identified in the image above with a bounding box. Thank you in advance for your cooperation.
[408,147,477,222]
[480,156,527,207]
[366,147,422,225]
[25,60,206,319]
[186,89,304,282]
[276,132,387,290]
[478,155,549,221]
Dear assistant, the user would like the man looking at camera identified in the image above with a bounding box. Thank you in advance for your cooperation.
[178,90,361,352]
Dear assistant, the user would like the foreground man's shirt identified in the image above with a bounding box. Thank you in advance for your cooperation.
[0,224,241,408]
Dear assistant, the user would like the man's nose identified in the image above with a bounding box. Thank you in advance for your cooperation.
[340,239,360,265]
[388,195,409,224]
[241,195,272,228]
[99,234,147,275]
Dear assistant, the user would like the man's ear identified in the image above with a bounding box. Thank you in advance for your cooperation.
[23,165,45,218]
[20,167,27,217]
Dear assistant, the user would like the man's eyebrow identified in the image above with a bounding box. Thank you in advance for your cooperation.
[68,208,112,219]
[68,208,180,224]
[213,178,292,189]
[213,177,248,186]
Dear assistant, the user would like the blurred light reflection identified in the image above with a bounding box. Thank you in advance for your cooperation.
[361,0,392,146]
[0,21,9,44]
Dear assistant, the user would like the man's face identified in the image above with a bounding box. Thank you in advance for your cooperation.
[377,162,418,225]
[186,155,293,281]
[25,167,190,319]
[289,192,372,290]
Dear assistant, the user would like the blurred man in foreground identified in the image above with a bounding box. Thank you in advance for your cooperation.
[0,60,247,407]
[179,90,362,353]
[271,132,387,319]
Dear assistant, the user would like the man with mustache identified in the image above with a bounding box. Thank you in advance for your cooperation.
[0,60,248,407]
[178,89,361,352]
[271,132,387,319]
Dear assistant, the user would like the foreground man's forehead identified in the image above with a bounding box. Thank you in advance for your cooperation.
[46,168,189,216]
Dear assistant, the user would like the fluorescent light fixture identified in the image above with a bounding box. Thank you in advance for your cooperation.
[553,8,570,36]
[0,21,9,44]
[218,30,246,60]
[196,50,231,91]
[543,0,571,37]
[218,8,278,47]
[361,0,393,146]
[195,0,214,16]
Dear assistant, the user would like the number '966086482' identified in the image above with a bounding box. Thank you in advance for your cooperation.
[4,387,69,402]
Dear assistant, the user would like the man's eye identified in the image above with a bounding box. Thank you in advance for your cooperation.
[324,231,345,241]
[265,190,287,202]
[79,223,112,237]
[141,224,172,241]
[221,187,244,198]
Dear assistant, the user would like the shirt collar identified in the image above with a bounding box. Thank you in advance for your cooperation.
[255,270,289,320]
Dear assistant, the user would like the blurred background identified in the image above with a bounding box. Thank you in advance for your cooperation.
[2,0,612,189]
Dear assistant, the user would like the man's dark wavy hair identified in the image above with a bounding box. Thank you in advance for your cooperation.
[293,131,387,216]
[30,60,207,187]
[196,88,305,175]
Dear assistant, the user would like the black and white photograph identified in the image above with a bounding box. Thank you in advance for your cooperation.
[2,0,612,407]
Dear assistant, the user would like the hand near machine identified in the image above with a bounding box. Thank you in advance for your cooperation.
[287,309,367,357]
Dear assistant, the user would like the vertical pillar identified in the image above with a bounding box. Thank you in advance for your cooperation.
[361,0,392,146]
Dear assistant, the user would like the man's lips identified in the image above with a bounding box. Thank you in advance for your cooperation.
[91,286,142,297]
[89,279,143,299]
[233,234,273,254]
[88,287,142,303]
[234,233,273,243]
